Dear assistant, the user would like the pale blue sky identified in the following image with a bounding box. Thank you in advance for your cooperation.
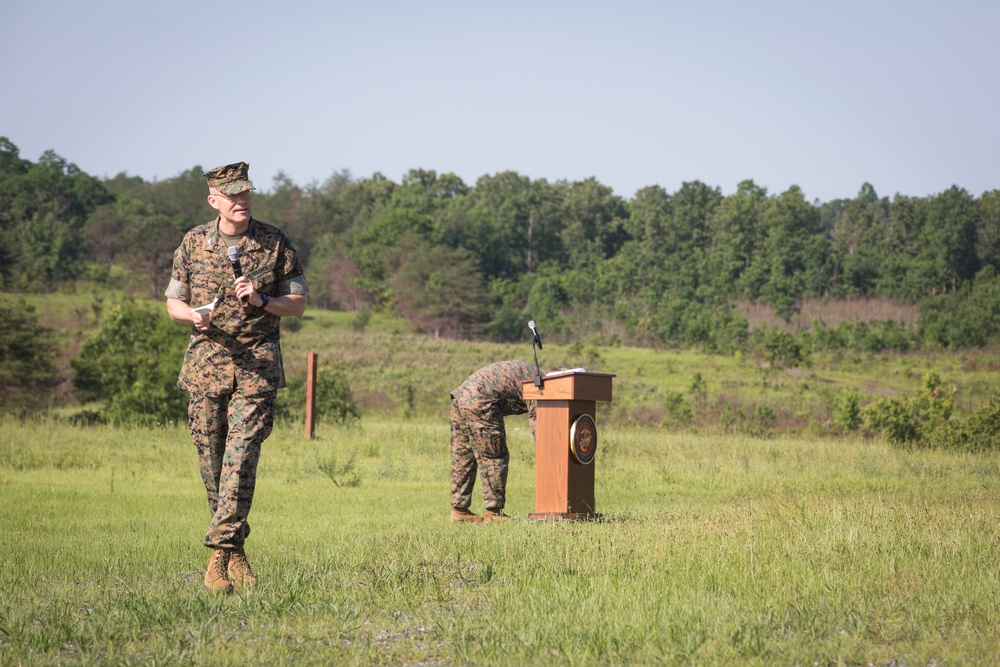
[3,0,997,202]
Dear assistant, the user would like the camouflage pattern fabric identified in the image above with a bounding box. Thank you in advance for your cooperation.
[203,161,255,195]
[189,389,274,549]
[165,217,307,396]
[165,214,306,552]
[450,360,538,511]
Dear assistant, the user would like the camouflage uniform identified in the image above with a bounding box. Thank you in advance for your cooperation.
[165,213,307,550]
[450,360,537,511]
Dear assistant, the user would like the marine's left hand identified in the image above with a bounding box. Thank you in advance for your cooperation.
[234,275,257,304]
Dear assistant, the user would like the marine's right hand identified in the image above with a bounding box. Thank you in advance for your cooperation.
[191,308,212,331]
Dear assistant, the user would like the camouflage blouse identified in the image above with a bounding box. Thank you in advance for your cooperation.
[165,217,308,397]
[451,360,538,432]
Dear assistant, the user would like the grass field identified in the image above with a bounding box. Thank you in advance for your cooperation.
[2,414,998,665]
[278,309,1000,437]
[10,288,1000,432]
[4,290,1000,664]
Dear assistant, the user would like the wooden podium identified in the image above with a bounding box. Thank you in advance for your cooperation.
[522,371,615,520]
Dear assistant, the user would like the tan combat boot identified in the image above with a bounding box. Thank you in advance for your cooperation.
[484,509,511,523]
[227,548,257,590]
[450,507,483,523]
[204,549,233,593]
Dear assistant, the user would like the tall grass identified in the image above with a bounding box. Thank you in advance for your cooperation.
[280,310,1000,431]
[1,416,997,665]
[9,292,1000,431]
[734,298,921,333]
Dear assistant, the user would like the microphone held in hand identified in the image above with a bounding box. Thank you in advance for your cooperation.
[528,320,543,350]
[227,246,247,302]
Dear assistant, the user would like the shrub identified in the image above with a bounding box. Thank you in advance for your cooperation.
[350,308,373,332]
[862,372,955,447]
[663,390,693,427]
[833,390,863,432]
[760,328,808,369]
[863,396,921,445]
[277,365,361,427]
[719,402,777,438]
[317,449,361,487]
[70,300,187,425]
[958,395,1000,452]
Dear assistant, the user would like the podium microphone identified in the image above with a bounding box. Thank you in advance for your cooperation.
[528,320,544,386]
[528,320,543,349]
[227,246,248,303]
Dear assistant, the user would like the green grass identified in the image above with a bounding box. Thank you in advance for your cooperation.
[9,290,1000,433]
[2,416,998,665]
[281,309,1000,432]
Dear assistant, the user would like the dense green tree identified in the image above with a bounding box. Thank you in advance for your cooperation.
[0,142,112,289]
[0,298,60,412]
[666,180,723,293]
[829,183,890,297]
[484,275,534,342]
[875,194,927,301]
[386,234,490,338]
[462,171,534,280]
[976,190,1000,272]
[707,179,769,299]
[919,266,1000,349]
[757,186,830,319]
[919,186,979,294]
[347,170,467,300]
[17,212,83,287]
[559,177,629,270]
[84,197,183,296]
[0,139,32,283]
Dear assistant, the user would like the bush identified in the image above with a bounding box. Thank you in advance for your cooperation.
[958,395,1000,452]
[277,365,361,427]
[719,402,777,438]
[834,390,863,432]
[863,395,921,445]
[760,328,808,369]
[70,300,187,426]
[918,268,1000,349]
[862,372,955,447]
[662,390,693,428]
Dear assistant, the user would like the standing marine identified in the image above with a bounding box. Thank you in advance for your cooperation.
[450,360,538,523]
[165,161,308,592]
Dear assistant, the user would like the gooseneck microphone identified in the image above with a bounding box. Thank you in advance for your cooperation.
[227,246,247,303]
[528,320,543,386]
[528,320,543,350]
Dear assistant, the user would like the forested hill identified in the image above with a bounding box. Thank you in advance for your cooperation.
[2,136,999,351]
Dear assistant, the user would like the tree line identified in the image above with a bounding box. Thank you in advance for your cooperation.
[3,136,1000,351]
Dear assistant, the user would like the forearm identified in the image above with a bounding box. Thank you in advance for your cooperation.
[256,293,307,318]
[166,297,195,325]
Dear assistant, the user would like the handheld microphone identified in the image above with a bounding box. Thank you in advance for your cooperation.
[528,320,543,349]
[227,246,247,302]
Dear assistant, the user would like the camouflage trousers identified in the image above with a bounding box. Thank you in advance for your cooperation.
[188,388,275,550]
[450,400,509,511]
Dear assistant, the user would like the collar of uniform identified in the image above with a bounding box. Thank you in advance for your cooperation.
[204,216,261,252]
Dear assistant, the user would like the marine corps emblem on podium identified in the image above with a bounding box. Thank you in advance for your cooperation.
[569,414,597,465]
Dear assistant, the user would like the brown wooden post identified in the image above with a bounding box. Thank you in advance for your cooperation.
[522,372,614,519]
[305,351,318,440]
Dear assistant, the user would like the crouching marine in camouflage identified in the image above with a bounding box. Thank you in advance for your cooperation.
[450,360,537,523]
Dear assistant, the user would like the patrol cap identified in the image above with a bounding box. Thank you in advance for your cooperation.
[203,161,255,195]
